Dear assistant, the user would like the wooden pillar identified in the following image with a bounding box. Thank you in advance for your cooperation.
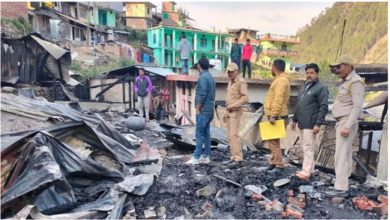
[377,114,388,181]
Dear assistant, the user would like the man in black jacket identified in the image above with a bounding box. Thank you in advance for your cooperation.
[291,63,329,180]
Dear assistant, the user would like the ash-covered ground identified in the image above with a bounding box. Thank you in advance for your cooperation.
[129,149,386,219]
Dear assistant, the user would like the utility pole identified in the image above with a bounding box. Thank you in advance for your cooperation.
[86,2,91,46]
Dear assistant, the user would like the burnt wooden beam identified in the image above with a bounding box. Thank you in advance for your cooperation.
[122,80,126,104]
[94,74,129,99]
[128,80,132,110]
[57,59,64,82]
[37,52,50,82]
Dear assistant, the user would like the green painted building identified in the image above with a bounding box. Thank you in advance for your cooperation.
[98,9,116,27]
[147,26,233,73]
[257,33,301,71]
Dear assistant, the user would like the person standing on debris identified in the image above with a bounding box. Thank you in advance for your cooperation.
[161,86,170,110]
[230,38,242,72]
[242,39,252,78]
[178,33,191,75]
[261,59,290,174]
[151,85,160,113]
[154,92,166,123]
[291,63,329,181]
[186,57,216,165]
[325,55,365,198]
[222,63,249,168]
[134,68,153,122]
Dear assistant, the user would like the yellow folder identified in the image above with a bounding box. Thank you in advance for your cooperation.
[259,120,286,141]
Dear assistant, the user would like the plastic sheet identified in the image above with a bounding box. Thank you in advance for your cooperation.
[1,132,124,215]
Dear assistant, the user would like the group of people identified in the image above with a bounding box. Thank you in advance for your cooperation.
[230,38,253,78]
[185,54,365,199]
[133,68,170,122]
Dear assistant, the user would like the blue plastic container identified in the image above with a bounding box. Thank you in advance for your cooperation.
[143,54,149,63]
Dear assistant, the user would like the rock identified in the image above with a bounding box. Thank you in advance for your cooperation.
[338,204,345,210]
[196,186,216,197]
[298,194,306,202]
[183,207,193,219]
[331,197,344,204]
[331,178,336,184]
[144,208,157,219]
[158,148,167,156]
[155,206,166,217]
[2,87,16,93]
[298,185,314,194]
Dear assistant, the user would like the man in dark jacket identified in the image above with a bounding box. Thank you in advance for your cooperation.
[230,38,242,72]
[291,63,329,180]
[186,57,216,165]
[134,68,153,122]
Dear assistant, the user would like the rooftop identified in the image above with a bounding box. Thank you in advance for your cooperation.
[123,2,157,8]
[148,25,232,36]
[257,33,301,44]
[228,28,259,33]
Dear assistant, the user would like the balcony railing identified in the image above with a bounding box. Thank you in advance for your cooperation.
[262,48,298,56]
[257,34,300,42]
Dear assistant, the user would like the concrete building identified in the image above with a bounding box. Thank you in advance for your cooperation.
[256,33,301,71]
[123,2,157,29]
[147,26,233,73]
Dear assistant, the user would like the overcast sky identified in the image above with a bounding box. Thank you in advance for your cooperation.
[150,1,334,35]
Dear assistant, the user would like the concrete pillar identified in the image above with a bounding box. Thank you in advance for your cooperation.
[173,50,176,67]
[215,35,218,52]
[228,36,232,63]
[377,114,388,181]
[172,30,176,48]
[77,3,80,19]
[194,33,197,50]
[161,28,165,66]
[194,52,197,64]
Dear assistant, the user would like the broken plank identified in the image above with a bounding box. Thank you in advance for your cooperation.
[212,174,242,187]
[181,110,195,126]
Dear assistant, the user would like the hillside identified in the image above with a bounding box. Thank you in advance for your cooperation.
[293,2,388,64]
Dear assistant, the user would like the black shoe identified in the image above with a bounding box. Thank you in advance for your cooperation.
[222,160,234,165]
[267,167,284,174]
[227,161,243,168]
[325,189,349,198]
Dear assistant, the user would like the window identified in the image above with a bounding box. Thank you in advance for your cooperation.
[188,83,192,96]
[75,28,80,38]
[200,38,207,47]
[281,44,287,51]
[31,2,40,8]
[153,33,156,44]
[147,7,150,15]
[80,7,87,18]
[163,13,168,19]
[212,39,216,51]
[182,82,186,95]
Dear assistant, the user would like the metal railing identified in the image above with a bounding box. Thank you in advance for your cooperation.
[261,48,298,56]
[257,34,300,42]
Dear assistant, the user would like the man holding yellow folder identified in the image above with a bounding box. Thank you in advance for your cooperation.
[261,59,291,174]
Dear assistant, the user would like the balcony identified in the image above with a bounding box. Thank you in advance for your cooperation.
[261,48,298,57]
[257,34,300,44]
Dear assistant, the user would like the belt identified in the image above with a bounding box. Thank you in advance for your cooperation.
[335,116,348,122]
[268,115,288,120]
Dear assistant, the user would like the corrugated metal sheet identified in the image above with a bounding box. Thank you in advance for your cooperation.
[135,66,174,77]
[30,35,67,60]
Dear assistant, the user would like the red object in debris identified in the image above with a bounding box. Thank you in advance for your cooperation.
[375,203,388,215]
[286,209,303,219]
[378,195,388,204]
[288,197,306,208]
[288,190,294,197]
[252,194,262,199]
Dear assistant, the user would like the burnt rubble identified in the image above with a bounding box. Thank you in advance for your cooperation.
[1,89,388,219]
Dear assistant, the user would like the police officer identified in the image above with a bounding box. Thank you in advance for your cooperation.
[222,63,249,168]
[325,55,365,198]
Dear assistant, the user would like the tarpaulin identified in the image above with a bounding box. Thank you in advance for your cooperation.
[1,132,123,215]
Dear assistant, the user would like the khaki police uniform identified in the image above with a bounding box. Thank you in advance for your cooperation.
[332,70,365,191]
[224,75,249,161]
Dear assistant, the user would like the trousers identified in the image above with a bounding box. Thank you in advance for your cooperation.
[226,109,243,161]
[181,59,188,75]
[334,119,359,190]
[138,95,149,119]
[300,129,317,177]
[242,59,251,78]
[231,59,241,72]
[260,115,288,168]
[193,114,214,159]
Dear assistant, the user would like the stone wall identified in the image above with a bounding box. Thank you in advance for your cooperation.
[1,2,27,19]
[99,45,128,57]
